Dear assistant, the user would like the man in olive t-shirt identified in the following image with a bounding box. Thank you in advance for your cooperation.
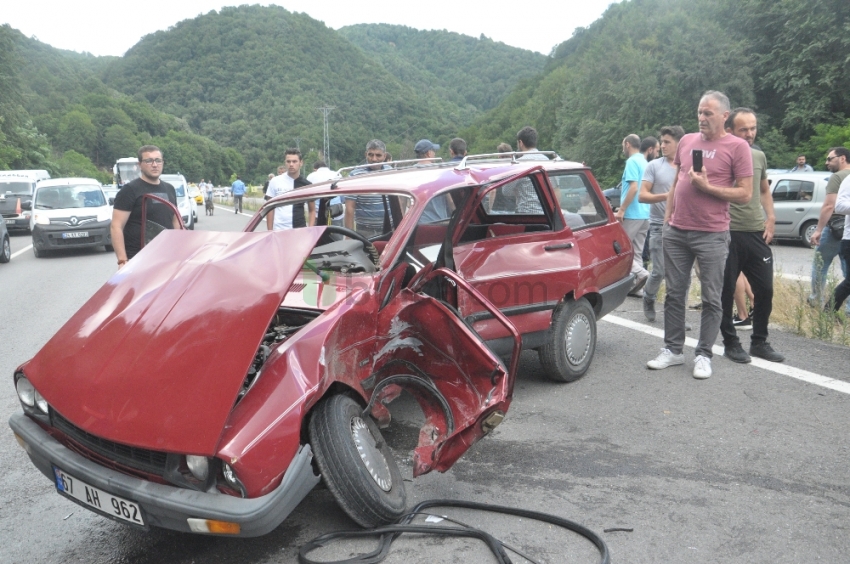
[719,108,784,363]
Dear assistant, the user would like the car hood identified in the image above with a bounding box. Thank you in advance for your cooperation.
[25,228,325,454]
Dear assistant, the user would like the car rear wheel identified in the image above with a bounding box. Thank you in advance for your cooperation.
[0,235,10,263]
[308,394,406,528]
[538,298,597,382]
[801,220,818,248]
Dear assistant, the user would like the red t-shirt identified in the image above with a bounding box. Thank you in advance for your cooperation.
[671,133,752,232]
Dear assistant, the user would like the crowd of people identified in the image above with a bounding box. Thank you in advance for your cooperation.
[109,92,850,381]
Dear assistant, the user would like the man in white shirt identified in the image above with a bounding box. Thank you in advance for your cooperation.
[265,149,305,231]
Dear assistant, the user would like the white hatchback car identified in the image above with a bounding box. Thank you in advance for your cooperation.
[767,170,831,247]
[30,178,112,258]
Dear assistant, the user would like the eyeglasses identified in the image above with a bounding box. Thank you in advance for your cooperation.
[141,158,164,165]
[826,156,838,162]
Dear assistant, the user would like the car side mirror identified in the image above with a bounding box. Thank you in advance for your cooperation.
[21,201,32,211]
[109,197,115,205]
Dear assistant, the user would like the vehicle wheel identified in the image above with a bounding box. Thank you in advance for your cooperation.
[801,220,818,248]
[193,210,199,224]
[0,235,10,263]
[104,244,114,252]
[33,245,47,258]
[538,298,597,382]
[308,394,406,528]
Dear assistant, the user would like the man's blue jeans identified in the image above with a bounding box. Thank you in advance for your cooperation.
[810,226,849,312]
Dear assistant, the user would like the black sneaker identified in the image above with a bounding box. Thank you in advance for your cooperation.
[749,342,785,363]
[724,343,751,364]
[733,316,752,330]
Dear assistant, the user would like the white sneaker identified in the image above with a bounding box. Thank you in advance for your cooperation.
[647,348,685,369]
[693,355,712,379]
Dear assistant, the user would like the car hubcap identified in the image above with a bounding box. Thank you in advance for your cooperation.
[565,313,591,365]
[3,240,8,259]
[351,416,393,491]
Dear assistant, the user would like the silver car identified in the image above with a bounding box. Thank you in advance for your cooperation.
[767,171,831,247]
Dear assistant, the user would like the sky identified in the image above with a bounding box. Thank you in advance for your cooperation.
[2,1,619,57]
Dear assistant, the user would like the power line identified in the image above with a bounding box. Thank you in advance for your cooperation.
[317,106,335,165]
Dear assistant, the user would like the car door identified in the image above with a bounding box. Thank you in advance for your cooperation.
[771,175,817,239]
[371,267,520,477]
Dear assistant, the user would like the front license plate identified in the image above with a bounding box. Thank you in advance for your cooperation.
[62,231,89,239]
[4,219,14,225]
[53,466,145,526]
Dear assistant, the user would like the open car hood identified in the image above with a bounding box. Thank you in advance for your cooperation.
[25,229,325,454]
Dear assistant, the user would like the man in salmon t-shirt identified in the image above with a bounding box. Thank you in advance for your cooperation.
[646,91,753,380]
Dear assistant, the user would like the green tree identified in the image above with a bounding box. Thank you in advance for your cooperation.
[57,109,97,155]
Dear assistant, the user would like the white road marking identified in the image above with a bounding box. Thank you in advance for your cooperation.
[214,205,253,216]
[603,314,850,395]
[11,244,33,259]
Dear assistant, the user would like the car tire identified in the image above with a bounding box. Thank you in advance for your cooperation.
[308,394,407,528]
[538,298,597,382]
[193,210,198,224]
[32,245,47,258]
[801,220,818,248]
[104,244,114,252]
[0,235,10,263]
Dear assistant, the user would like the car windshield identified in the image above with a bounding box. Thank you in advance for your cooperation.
[116,163,141,185]
[161,176,186,197]
[35,185,106,209]
[0,181,34,196]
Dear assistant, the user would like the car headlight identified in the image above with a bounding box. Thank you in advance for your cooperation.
[33,214,50,225]
[222,462,247,497]
[16,376,35,406]
[34,390,49,414]
[186,455,209,481]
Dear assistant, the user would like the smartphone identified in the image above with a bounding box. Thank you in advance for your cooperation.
[692,149,703,172]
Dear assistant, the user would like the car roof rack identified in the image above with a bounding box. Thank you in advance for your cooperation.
[335,157,443,178]
[454,151,562,170]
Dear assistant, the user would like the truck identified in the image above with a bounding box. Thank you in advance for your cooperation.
[0,170,50,233]
[113,158,141,186]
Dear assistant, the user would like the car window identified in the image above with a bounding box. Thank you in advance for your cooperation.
[772,179,813,202]
[0,181,34,196]
[547,172,608,230]
[487,175,546,216]
[35,185,105,209]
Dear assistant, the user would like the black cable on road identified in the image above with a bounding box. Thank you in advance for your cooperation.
[298,498,610,564]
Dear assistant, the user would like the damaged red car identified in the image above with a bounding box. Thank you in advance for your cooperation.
[10,153,633,536]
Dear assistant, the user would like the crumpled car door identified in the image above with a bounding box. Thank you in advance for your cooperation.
[369,267,520,477]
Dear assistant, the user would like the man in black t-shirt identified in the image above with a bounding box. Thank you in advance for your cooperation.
[111,145,180,267]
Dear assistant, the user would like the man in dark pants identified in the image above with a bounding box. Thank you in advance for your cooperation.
[720,108,784,363]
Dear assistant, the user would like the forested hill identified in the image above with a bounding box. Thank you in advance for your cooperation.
[100,5,541,177]
[2,25,242,184]
[461,0,850,188]
[338,24,547,113]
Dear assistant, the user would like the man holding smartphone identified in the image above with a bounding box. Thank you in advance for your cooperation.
[646,91,753,379]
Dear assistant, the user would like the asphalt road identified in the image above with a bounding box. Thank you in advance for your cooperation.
[2,207,848,563]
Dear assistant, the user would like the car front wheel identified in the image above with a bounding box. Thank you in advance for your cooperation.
[801,220,818,248]
[538,298,597,382]
[308,394,406,528]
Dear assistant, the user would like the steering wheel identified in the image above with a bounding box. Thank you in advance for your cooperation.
[319,225,381,267]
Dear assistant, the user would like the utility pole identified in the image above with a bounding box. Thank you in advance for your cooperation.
[293,137,302,151]
[317,106,334,165]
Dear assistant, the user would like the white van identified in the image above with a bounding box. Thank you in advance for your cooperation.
[0,170,50,233]
[30,177,112,258]
[160,174,195,229]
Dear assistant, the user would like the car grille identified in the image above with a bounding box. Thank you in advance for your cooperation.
[51,409,168,476]
[49,216,97,226]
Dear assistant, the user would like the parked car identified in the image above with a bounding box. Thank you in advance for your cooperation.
[767,170,831,247]
[10,154,633,537]
[29,178,112,258]
[161,173,196,229]
[0,217,10,263]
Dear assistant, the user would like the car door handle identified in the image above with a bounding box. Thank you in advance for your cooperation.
[795,208,804,212]
[544,243,574,251]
